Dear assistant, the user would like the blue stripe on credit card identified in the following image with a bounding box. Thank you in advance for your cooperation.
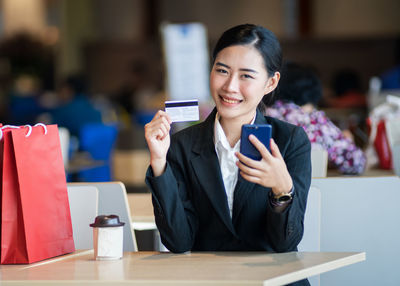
[165,100,199,122]
[165,100,198,108]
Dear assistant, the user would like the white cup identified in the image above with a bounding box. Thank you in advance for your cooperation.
[90,215,125,260]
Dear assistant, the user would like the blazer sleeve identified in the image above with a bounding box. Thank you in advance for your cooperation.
[145,142,199,253]
[265,126,311,252]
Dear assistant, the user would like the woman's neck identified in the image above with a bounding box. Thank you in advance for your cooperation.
[219,112,256,148]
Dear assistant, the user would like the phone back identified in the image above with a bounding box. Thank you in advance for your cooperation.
[240,124,272,160]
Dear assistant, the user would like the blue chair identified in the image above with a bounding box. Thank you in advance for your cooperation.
[134,110,156,126]
[78,123,118,182]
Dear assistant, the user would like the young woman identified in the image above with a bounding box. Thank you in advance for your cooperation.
[145,24,311,257]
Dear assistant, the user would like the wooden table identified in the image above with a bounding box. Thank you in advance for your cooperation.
[0,250,365,285]
[327,167,395,177]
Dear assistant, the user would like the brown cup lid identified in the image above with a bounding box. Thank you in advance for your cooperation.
[90,215,125,227]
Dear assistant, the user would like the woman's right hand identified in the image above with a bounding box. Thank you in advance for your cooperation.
[144,110,172,176]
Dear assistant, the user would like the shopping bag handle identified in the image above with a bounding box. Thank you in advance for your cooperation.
[0,125,19,140]
[0,123,48,140]
[1,125,20,129]
[33,123,48,135]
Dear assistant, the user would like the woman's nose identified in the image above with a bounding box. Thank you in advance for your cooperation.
[223,75,239,93]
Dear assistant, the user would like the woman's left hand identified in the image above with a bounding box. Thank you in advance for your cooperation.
[235,135,293,195]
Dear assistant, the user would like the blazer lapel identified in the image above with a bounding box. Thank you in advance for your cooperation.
[190,109,237,236]
[232,175,256,225]
[232,109,269,224]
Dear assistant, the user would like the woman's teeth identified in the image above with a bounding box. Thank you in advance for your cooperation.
[222,97,240,104]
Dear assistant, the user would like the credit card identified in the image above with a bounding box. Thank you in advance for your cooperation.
[165,100,199,122]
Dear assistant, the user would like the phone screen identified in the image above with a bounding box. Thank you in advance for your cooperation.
[240,124,272,160]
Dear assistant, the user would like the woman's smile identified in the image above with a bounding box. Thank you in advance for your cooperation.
[219,95,243,105]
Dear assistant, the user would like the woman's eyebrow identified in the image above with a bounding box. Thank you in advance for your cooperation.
[215,62,230,69]
[240,68,258,74]
[215,62,258,74]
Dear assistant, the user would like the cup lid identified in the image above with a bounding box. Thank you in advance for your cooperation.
[90,215,125,227]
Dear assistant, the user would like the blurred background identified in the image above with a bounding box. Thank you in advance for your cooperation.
[0,0,399,189]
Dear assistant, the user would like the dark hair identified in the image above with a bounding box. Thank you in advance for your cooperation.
[212,24,282,110]
[63,74,88,94]
[273,62,322,106]
[332,69,361,97]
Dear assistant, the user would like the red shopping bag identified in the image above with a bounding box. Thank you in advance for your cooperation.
[366,118,393,169]
[0,124,75,264]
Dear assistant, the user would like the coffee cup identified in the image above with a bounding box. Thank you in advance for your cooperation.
[90,215,125,260]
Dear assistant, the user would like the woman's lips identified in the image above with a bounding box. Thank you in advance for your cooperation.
[220,95,243,104]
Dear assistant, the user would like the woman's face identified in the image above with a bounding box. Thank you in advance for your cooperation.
[210,45,279,125]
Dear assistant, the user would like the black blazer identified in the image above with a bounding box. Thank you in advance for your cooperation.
[146,108,311,254]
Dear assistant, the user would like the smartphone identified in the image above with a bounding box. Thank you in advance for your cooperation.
[240,124,272,160]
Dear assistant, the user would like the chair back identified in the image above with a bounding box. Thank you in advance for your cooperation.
[298,186,321,252]
[312,176,400,285]
[298,186,321,286]
[67,185,98,249]
[70,181,138,251]
[58,127,70,167]
[311,148,328,177]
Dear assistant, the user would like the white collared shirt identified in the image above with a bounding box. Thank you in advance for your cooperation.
[214,113,255,218]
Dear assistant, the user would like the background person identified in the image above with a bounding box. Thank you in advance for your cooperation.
[265,62,366,174]
[46,74,103,137]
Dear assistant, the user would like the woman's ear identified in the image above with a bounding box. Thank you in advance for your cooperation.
[264,72,280,94]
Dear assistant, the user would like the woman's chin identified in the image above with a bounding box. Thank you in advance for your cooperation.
[216,106,240,119]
